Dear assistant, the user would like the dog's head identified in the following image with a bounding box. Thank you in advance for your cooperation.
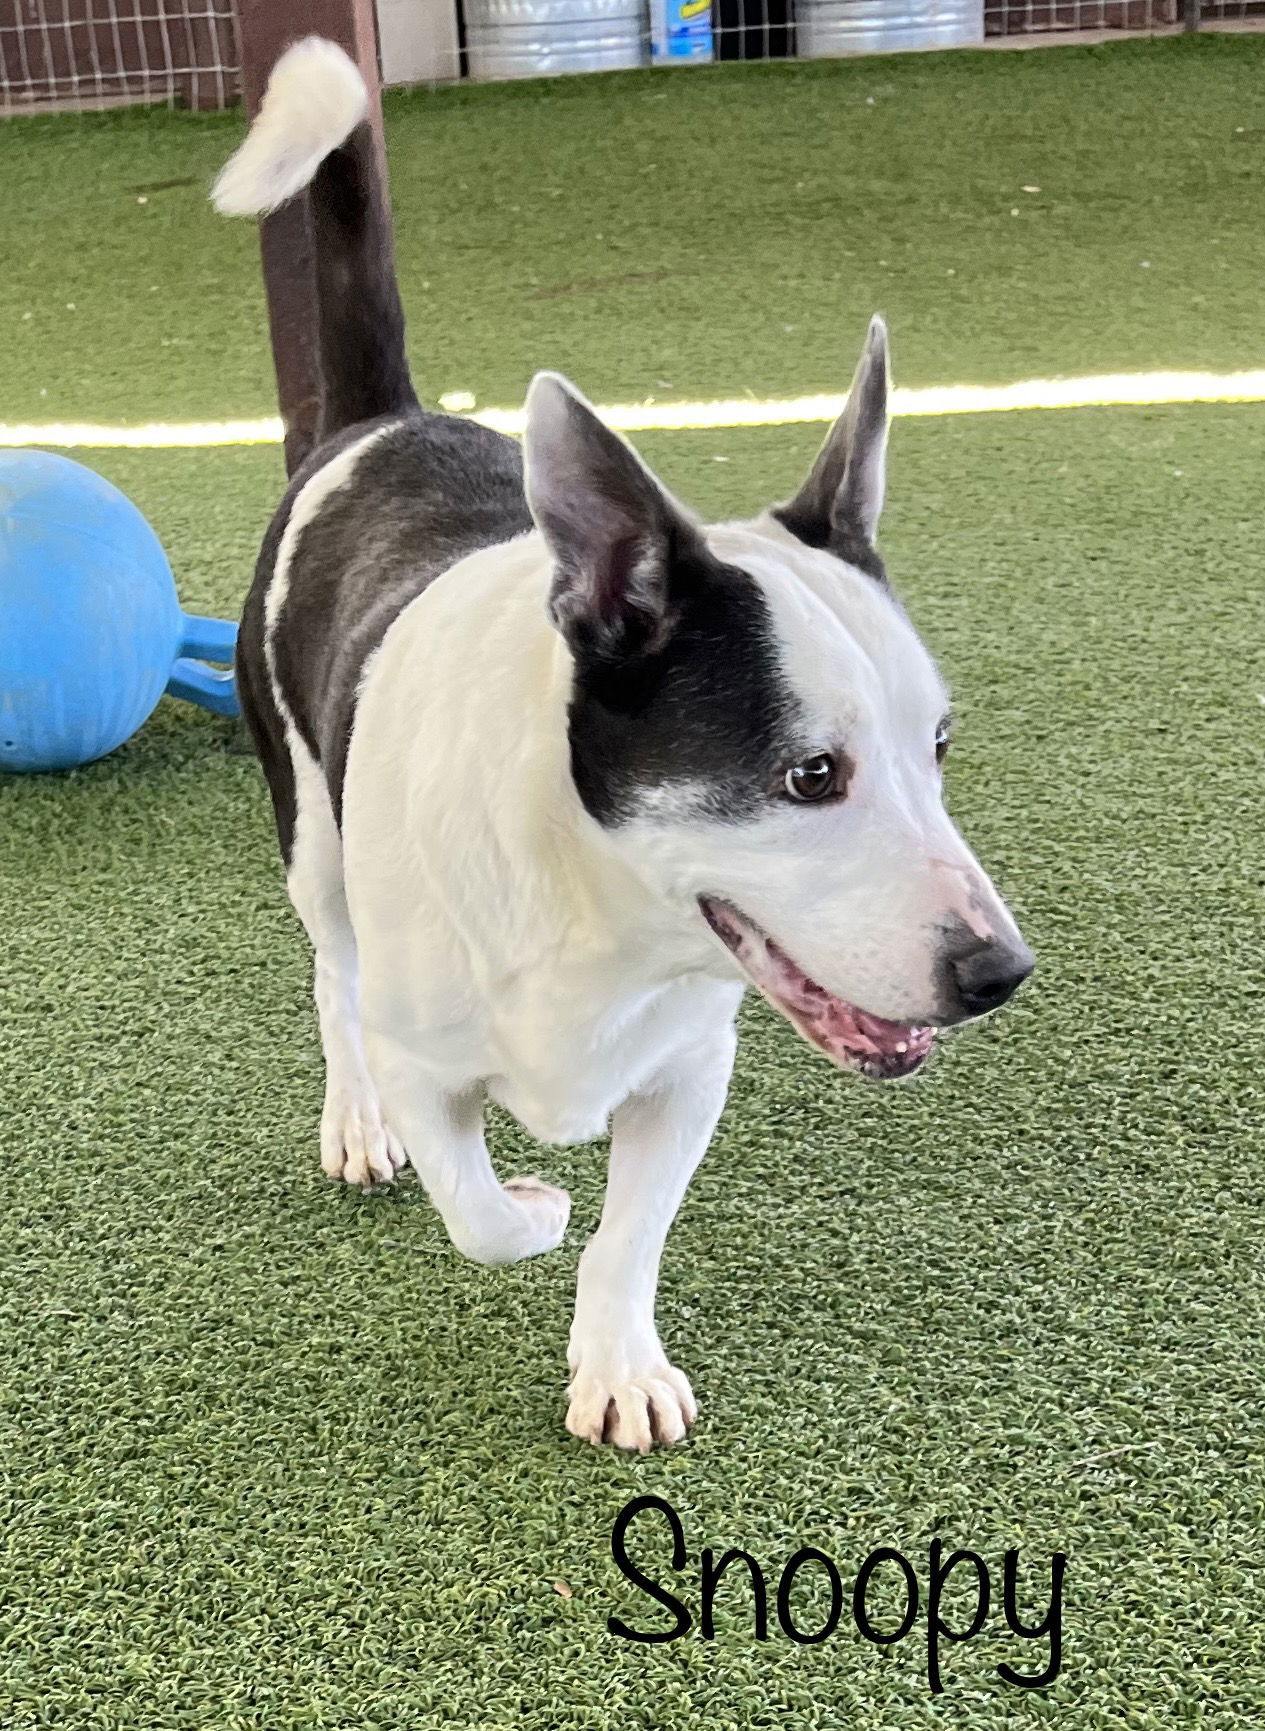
[523,318,1032,1079]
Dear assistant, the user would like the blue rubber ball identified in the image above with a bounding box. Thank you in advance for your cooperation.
[0,450,186,773]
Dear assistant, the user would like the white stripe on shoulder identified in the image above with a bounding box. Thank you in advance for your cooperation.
[262,422,403,769]
[265,421,400,645]
[261,420,402,811]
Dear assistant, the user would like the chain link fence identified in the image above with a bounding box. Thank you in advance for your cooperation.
[1,0,1259,114]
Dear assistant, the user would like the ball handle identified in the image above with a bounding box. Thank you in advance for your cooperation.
[166,613,240,718]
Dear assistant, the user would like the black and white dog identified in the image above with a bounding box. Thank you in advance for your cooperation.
[215,39,1033,1451]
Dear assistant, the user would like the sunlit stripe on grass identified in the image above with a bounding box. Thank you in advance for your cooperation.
[2,369,1264,449]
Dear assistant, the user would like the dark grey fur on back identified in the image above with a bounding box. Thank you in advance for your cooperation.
[279,415,527,821]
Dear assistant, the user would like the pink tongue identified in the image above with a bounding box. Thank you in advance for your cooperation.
[701,898,933,1071]
[769,943,931,1062]
[802,993,934,1064]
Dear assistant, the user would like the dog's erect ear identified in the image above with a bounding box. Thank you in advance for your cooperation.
[524,371,703,659]
[776,315,890,568]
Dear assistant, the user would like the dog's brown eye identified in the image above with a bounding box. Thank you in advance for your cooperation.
[784,753,838,802]
[935,719,951,765]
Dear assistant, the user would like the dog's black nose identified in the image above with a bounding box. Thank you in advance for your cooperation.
[943,934,1034,1020]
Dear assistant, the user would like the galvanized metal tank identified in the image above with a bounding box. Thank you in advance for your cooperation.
[464,0,650,79]
[796,0,983,56]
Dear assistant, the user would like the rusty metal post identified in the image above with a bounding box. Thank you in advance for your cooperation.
[234,0,386,475]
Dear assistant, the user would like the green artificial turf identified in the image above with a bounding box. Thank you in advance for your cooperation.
[2,34,1264,1730]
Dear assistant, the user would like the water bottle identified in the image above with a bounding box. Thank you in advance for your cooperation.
[650,0,714,63]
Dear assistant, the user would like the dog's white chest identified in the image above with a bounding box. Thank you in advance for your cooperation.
[483,971,742,1145]
[341,551,744,1141]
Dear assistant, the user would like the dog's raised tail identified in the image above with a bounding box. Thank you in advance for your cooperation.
[212,37,365,217]
[213,36,418,440]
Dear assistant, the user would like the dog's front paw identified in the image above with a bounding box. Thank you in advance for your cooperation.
[446,1175,570,1265]
[565,1354,697,1453]
[320,1090,407,1189]
[501,1175,571,1255]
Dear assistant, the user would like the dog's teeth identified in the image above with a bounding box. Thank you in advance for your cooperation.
[895,1040,908,1053]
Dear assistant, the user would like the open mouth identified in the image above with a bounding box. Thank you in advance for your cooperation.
[699,897,935,1081]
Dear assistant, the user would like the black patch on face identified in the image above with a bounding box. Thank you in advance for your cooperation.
[567,550,801,827]
[771,500,888,586]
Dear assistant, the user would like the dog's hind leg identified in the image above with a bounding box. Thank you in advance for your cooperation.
[287,740,406,1188]
[565,1024,737,1452]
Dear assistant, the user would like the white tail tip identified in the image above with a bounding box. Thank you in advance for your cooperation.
[212,36,368,218]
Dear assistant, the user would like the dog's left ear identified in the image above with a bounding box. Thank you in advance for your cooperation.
[524,371,704,660]
[775,315,890,570]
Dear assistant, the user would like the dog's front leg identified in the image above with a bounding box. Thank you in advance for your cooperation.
[366,1034,571,1265]
[566,1026,737,1452]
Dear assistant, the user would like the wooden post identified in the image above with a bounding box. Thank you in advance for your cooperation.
[234,0,386,475]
